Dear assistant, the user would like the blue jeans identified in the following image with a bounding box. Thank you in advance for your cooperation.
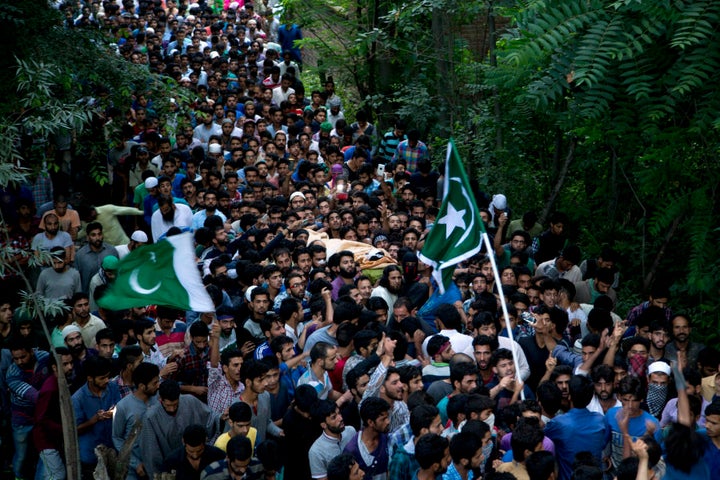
[36,449,66,480]
[12,423,33,478]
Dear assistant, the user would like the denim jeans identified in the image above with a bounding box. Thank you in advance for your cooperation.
[12,424,33,478]
[35,449,65,480]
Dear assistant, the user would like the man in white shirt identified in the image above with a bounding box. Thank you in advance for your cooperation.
[193,107,223,148]
[422,304,474,359]
[151,195,193,242]
[278,50,299,76]
[271,73,295,106]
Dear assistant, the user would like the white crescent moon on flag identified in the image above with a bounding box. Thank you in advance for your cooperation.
[128,253,162,295]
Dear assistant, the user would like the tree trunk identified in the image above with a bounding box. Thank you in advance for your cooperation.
[540,137,577,225]
[114,419,143,480]
[643,215,682,292]
[488,2,502,149]
[58,363,81,479]
[432,10,452,135]
[609,146,618,222]
[366,0,382,98]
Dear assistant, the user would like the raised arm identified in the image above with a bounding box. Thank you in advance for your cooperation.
[284,350,309,370]
[361,334,395,403]
[631,438,650,480]
[107,206,145,216]
[322,287,334,325]
[209,320,220,369]
[377,203,391,234]
[493,213,509,257]
[603,322,627,367]
[673,360,692,427]
[577,332,610,374]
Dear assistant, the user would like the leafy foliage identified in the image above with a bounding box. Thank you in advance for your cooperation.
[470,0,720,339]
[16,290,71,320]
[0,1,184,192]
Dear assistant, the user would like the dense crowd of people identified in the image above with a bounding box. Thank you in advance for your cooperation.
[1,1,720,480]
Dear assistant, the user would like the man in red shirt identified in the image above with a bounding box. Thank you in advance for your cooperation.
[33,346,74,479]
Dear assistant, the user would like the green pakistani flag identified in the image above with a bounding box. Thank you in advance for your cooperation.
[98,232,215,312]
[418,138,484,294]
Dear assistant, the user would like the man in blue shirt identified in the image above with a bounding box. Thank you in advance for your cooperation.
[700,401,720,474]
[605,376,660,470]
[72,355,121,480]
[253,313,287,360]
[544,375,610,480]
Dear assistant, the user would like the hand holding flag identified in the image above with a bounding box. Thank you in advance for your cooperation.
[418,138,525,399]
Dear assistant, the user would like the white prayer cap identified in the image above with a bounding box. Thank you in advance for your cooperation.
[131,231,148,243]
[289,191,306,202]
[62,325,82,340]
[245,285,257,303]
[648,361,671,376]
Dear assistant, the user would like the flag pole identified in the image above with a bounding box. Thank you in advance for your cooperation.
[481,233,525,400]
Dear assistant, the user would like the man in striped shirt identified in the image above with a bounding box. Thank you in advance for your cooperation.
[379,120,407,164]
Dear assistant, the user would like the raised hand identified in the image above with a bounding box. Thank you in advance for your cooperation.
[545,354,557,372]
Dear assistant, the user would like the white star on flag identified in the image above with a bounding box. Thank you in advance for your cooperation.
[437,203,467,239]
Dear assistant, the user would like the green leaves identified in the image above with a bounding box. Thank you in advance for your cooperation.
[0,3,24,26]
[1,59,93,175]
[0,6,194,188]
[17,290,70,321]
[468,0,720,338]
[669,0,720,50]
[0,161,28,186]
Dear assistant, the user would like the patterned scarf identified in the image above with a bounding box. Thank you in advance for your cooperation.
[646,384,668,417]
[628,354,648,378]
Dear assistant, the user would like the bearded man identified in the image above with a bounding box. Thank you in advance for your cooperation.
[371,265,404,314]
[331,250,358,300]
[151,195,193,242]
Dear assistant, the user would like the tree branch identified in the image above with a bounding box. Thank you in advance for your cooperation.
[540,137,577,224]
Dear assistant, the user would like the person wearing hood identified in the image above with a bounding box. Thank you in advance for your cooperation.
[13,309,51,352]
[488,193,509,229]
